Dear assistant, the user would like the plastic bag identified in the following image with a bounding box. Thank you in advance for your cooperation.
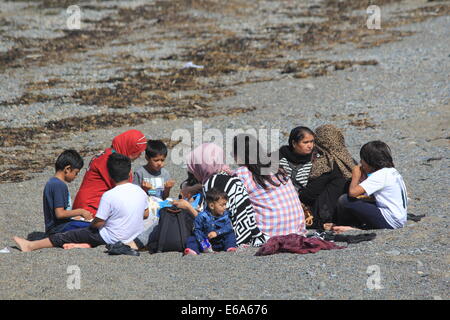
[0,247,10,253]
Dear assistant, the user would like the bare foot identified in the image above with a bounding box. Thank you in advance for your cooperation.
[13,236,32,252]
[126,241,138,250]
[332,226,359,234]
[63,243,92,250]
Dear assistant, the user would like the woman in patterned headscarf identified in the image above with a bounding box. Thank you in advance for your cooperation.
[279,124,356,229]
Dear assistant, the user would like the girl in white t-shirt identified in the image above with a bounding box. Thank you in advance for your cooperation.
[336,141,407,229]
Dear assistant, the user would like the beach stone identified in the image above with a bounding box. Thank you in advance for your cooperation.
[386,250,401,256]
[306,270,316,277]
[363,85,375,91]
[0,0,449,301]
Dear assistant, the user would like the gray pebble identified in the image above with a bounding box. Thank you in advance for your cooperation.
[386,250,401,256]
[0,0,449,301]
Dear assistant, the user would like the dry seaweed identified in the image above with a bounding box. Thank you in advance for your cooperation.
[0,105,255,183]
[1,0,448,184]
[282,59,378,77]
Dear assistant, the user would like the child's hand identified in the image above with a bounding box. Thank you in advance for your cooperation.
[164,179,175,189]
[80,210,93,221]
[359,170,368,183]
[142,180,154,191]
[352,164,362,181]
[208,231,218,239]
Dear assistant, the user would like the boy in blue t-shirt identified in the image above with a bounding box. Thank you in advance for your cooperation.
[184,188,237,255]
[13,153,148,253]
[43,150,93,235]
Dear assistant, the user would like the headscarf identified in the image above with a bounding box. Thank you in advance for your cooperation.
[309,124,356,179]
[111,129,147,157]
[279,145,312,165]
[186,143,231,184]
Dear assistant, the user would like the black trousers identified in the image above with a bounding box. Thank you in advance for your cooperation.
[298,165,350,228]
[336,194,393,229]
[48,226,106,248]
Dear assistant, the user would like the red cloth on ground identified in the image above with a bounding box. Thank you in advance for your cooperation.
[73,130,147,216]
[255,233,344,256]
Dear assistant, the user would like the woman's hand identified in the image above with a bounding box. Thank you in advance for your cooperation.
[172,199,199,217]
[172,199,191,210]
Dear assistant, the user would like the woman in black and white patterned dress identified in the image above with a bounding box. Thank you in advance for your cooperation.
[173,143,268,247]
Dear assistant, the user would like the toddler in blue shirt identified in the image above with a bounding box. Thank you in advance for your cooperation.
[184,188,237,255]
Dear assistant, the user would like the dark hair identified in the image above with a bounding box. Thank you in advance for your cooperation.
[288,126,315,149]
[360,140,394,171]
[55,150,84,171]
[107,153,131,183]
[205,188,228,204]
[145,140,168,158]
[233,134,284,190]
[180,171,199,189]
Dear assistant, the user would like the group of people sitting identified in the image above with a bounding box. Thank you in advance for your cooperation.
[13,124,408,255]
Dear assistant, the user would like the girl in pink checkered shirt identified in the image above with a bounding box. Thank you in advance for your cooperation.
[232,134,306,237]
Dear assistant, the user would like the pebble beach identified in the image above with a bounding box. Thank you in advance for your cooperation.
[0,0,449,300]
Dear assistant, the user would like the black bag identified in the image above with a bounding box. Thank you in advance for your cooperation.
[148,206,194,253]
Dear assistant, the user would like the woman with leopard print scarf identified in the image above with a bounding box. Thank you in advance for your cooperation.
[279,124,356,229]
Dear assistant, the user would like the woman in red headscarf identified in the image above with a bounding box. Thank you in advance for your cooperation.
[72,129,147,217]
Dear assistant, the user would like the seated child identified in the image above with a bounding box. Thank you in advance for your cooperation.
[133,140,175,200]
[13,153,149,252]
[336,140,408,229]
[43,150,93,235]
[184,188,237,255]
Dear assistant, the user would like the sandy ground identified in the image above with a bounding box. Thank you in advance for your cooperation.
[0,0,449,300]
